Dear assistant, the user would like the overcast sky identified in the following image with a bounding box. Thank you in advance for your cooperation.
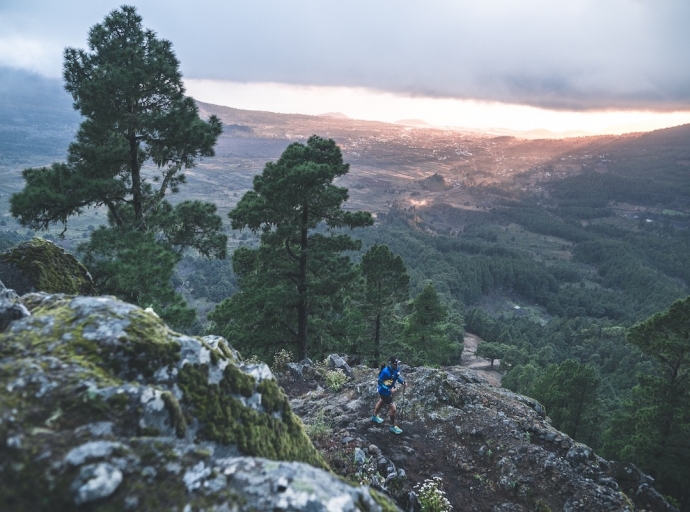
[2,0,689,132]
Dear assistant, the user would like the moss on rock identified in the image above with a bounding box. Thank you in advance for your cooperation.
[1,295,180,384]
[178,363,327,469]
[0,292,341,512]
[0,238,94,295]
[161,391,187,438]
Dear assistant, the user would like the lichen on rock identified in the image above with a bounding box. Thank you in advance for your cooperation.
[0,292,394,511]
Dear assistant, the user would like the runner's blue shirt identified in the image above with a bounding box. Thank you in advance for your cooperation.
[377,365,405,396]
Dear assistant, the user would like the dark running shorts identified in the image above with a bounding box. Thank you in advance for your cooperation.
[379,393,393,404]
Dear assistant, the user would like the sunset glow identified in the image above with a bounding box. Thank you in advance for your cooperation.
[186,80,690,136]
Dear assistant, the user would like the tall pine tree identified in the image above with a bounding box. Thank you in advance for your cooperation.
[400,283,462,366]
[530,359,601,442]
[359,244,410,366]
[10,6,225,327]
[601,297,690,510]
[210,136,372,360]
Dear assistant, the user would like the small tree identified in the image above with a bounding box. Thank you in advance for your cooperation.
[359,244,410,366]
[401,283,461,366]
[502,363,541,395]
[475,341,507,368]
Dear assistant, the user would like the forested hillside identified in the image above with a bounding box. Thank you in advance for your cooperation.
[174,124,690,507]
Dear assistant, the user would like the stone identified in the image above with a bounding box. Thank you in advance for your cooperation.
[65,441,125,466]
[566,443,593,467]
[71,463,123,505]
[354,447,367,465]
[286,362,304,379]
[0,291,402,511]
[0,280,30,332]
[327,353,354,378]
[0,238,94,295]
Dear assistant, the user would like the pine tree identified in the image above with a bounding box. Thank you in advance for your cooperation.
[10,6,225,328]
[601,297,690,509]
[531,359,601,441]
[360,244,410,366]
[211,136,373,360]
[475,341,508,368]
[401,283,461,366]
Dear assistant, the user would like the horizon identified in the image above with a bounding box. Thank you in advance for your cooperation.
[185,80,690,137]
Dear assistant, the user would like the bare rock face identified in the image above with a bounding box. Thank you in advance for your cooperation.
[284,363,677,512]
[0,293,398,511]
[0,237,95,295]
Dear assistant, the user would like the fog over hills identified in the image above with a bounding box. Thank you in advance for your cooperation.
[0,67,79,166]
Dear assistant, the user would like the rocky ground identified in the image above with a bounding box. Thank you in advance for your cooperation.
[280,358,676,512]
[0,239,399,512]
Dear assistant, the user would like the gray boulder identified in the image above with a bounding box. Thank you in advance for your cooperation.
[0,293,398,511]
[328,353,354,378]
[0,237,94,295]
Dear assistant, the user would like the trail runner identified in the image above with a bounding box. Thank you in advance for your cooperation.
[371,356,407,434]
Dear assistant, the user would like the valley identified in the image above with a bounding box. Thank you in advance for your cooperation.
[3,82,690,512]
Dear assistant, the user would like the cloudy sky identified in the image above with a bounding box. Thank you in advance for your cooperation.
[1,0,689,133]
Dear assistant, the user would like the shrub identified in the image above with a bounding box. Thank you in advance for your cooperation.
[304,410,332,440]
[325,368,347,391]
[270,349,293,374]
[414,476,452,512]
[244,354,262,365]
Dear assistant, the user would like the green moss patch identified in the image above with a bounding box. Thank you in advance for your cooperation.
[0,238,94,295]
[0,296,180,383]
[0,291,339,511]
[178,363,327,469]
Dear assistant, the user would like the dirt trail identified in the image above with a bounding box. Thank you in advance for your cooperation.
[461,333,504,386]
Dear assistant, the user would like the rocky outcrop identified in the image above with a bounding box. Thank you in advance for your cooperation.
[0,281,30,332]
[0,288,398,511]
[283,363,677,512]
[0,237,95,295]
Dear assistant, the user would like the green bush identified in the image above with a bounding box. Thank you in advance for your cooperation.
[304,409,332,440]
[270,349,293,375]
[325,368,347,392]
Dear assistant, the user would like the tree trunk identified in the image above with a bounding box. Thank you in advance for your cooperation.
[296,206,309,360]
[571,388,585,440]
[130,133,143,224]
[374,312,381,367]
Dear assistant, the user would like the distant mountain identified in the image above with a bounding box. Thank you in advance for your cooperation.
[471,126,592,139]
[318,112,350,119]
[520,128,592,139]
[395,118,432,127]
